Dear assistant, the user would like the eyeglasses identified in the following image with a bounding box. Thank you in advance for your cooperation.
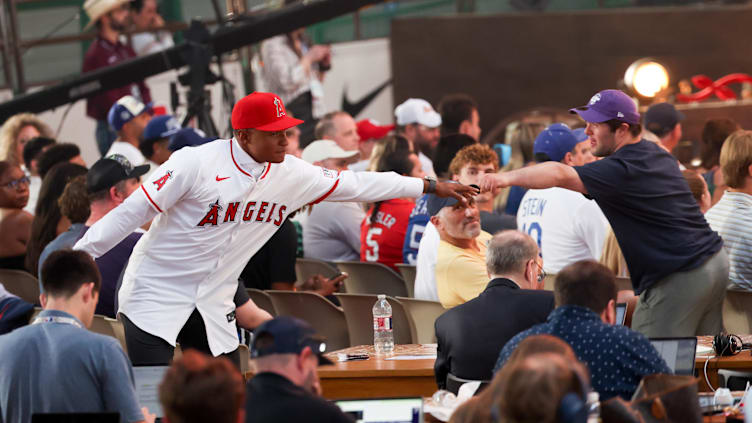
[534,259,546,283]
[2,175,30,190]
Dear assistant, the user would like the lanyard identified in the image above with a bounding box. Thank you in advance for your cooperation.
[32,316,83,329]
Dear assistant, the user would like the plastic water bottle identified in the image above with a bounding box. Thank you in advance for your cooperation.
[373,294,394,355]
[586,392,601,423]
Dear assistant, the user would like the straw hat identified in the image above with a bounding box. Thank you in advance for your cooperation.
[83,0,131,31]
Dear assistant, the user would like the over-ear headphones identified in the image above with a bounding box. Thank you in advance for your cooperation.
[557,363,591,423]
[490,360,591,423]
[713,333,749,356]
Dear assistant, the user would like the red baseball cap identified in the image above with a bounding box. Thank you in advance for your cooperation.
[356,119,395,142]
[231,92,304,131]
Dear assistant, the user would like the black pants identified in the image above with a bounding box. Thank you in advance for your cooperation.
[121,309,240,369]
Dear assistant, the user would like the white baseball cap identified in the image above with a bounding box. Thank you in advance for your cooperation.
[301,140,359,164]
[395,98,442,128]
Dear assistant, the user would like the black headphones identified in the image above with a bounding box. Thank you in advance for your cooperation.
[490,361,591,423]
[713,333,746,356]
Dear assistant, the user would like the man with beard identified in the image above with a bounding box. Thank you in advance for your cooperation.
[395,98,441,178]
[481,89,726,338]
[427,184,492,308]
[82,0,152,156]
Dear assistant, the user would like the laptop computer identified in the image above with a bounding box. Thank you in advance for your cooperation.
[649,337,698,375]
[335,397,423,423]
[615,303,627,325]
[132,365,170,421]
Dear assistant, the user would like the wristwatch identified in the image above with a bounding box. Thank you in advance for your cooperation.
[424,176,437,194]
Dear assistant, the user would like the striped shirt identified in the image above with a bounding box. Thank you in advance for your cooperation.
[705,191,752,290]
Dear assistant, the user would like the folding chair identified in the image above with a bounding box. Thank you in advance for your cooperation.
[723,289,752,334]
[246,288,276,316]
[295,258,340,283]
[266,290,350,351]
[396,297,446,344]
[0,269,40,304]
[335,293,414,347]
[336,261,409,298]
[395,264,416,297]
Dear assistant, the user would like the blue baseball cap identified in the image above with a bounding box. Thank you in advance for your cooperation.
[572,128,588,143]
[143,115,182,143]
[533,124,580,163]
[168,128,216,152]
[251,316,333,365]
[569,89,640,125]
[107,95,152,131]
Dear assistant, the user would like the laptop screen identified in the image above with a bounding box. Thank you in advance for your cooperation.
[615,303,626,325]
[133,366,170,418]
[649,337,697,375]
[335,398,423,423]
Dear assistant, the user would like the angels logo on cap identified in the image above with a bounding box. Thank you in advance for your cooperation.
[231,92,303,132]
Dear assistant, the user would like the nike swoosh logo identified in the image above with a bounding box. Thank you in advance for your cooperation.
[341,79,392,118]
[216,176,230,181]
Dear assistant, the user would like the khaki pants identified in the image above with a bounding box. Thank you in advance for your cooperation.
[632,249,729,338]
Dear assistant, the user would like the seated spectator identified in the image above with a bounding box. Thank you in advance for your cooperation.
[83,155,149,317]
[495,260,669,400]
[300,140,363,262]
[0,282,33,334]
[0,161,32,270]
[37,175,90,282]
[247,316,354,423]
[0,112,53,167]
[683,169,711,213]
[449,335,576,423]
[407,134,475,302]
[699,118,740,205]
[0,249,150,423]
[107,95,153,168]
[705,130,752,291]
[159,350,244,423]
[37,142,86,180]
[395,98,441,177]
[492,352,591,423]
[25,163,88,277]
[517,123,607,274]
[314,111,360,152]
[361,148,425,271]
[21,136,55,214]
[350,119,393,172]
[140,115,214,165]
[437,93,481,141]
[427,185,491,308]
[450,144,516,234]
[434,231,554,388]
[130,0,174,56]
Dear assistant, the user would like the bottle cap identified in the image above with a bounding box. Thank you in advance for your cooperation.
[378,294,386,299]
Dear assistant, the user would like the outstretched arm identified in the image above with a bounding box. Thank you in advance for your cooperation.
[480,162,587,194]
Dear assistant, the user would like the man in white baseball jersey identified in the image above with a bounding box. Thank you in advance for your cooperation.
[517,123,607,274]
[74,91,475,365]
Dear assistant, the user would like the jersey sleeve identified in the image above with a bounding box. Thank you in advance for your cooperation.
[294,159,423,208]
[139,148,200,213]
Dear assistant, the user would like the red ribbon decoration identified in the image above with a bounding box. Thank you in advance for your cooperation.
[677,73,752,103]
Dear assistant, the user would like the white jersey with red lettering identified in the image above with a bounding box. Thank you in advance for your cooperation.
[74,138,423,355]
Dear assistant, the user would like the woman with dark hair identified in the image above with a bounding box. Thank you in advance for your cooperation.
[25,162,87,276]
[360,148,425,271]
[0,161,33,270]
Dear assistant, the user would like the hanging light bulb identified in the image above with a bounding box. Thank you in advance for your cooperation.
[624,58,669,98]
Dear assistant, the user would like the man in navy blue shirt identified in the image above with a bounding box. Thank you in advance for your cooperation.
[494,260,670,400]
[482,89,727,337]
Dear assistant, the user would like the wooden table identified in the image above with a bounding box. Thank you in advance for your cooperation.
[696,336,752,392]
[318,344,437,400]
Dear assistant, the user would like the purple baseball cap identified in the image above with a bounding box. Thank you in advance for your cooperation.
[569,89,640,125]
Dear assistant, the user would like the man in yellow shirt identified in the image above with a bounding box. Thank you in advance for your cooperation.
[427,188,492,308]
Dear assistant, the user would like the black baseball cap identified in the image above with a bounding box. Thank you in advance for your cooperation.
[644,103,685,137]
[87,154,150,193]
[426,181,478,216]
[251,316,333,365]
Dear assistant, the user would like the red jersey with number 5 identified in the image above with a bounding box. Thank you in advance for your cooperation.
[360,198,415,271]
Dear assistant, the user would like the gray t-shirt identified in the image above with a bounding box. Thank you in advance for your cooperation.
[0,309,144,423]
[303,201,364,262]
